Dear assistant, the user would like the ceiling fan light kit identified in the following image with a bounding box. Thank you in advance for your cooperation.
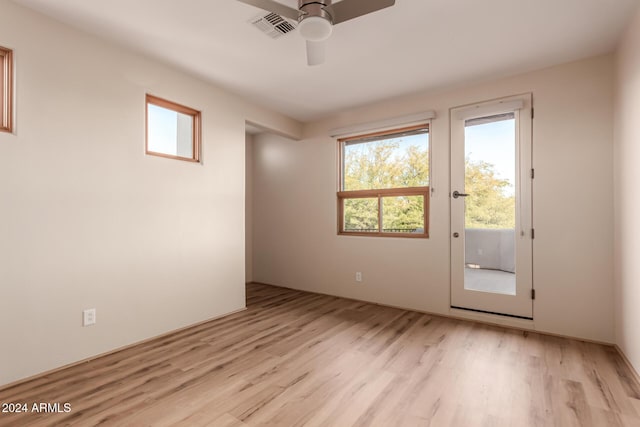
[238,0,395,65]
[298,16,333,42]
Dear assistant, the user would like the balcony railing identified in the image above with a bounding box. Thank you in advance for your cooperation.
[344,228,419,233]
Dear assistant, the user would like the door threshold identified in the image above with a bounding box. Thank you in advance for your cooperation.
[451,305,533,321]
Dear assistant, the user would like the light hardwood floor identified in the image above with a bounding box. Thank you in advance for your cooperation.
[1,283,640,426]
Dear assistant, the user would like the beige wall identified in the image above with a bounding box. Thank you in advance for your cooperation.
[614,7,640,375]
[253,55,615,343]
[0,1,300,387]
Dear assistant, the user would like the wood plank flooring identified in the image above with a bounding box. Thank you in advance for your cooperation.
[1,283,639,426]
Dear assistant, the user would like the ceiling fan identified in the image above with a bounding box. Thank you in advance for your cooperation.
[238,0,396,66]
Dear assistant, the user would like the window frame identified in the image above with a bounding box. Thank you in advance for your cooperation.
[337,124,430,238]
[145,94,201,163]
[0,45,13,133]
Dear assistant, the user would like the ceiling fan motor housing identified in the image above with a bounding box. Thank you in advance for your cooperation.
[298,0,333,41]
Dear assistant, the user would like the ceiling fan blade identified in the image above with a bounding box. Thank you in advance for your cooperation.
[306,40,325,66]
[236,0,299,21]
[325,0,395,25]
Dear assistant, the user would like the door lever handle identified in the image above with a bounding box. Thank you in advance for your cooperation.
[452,191,469,199]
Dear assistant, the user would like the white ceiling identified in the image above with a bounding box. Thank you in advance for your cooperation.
[12,0,639,122]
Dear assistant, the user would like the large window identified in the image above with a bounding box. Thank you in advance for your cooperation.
[0,45,13,133]
[337,124,430,237]
[145,94,201,162]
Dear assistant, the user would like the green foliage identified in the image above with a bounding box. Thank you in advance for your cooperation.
[464,159,515,229]
[343,139,428,232]
[344,198,378,231]
[381,195,424,231]
[344,140,429,190]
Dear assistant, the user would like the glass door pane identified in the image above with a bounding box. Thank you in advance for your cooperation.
[463,113,516,295]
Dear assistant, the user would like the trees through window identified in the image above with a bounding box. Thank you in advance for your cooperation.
[337,124,430,237]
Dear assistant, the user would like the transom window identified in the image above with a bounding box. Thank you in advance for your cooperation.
[145,94,201,162]
[337,124,430,237]
[0,45,13,133]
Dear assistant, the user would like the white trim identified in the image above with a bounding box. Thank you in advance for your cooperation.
[454,100,524,121]
[329,111,436,138]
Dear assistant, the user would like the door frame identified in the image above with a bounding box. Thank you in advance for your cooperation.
[450,94,534,319]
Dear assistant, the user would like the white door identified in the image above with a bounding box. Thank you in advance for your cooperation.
[450,94,533,319]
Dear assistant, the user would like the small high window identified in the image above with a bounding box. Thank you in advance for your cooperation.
[0,45,13,133]
[145,94,201,162]
[337,124,430,238]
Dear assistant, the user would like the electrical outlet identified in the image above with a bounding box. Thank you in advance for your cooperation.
[355,272,362,282]
[83,308,96,327]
